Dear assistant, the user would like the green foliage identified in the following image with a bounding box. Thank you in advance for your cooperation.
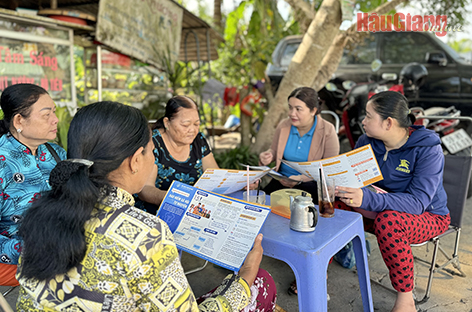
[448,38,472,53]
[155,46,195,95]
[212,0,299,87]
[54,106,73,150]
[140,93,170,121]
[201,102,220,126]
[195,0,214,25]
[357,0,391,13]
[74,47,85,80]
[417,0,470,30]
[206,0,299,136]
[214,145,259,170]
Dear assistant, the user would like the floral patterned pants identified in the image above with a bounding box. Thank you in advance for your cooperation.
[198,269,277,312]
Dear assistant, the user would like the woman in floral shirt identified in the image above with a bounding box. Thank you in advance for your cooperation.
[17,101,276,312]
[137,96,219,215]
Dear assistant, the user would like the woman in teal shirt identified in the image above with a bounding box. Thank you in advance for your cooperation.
[0,83,66,286]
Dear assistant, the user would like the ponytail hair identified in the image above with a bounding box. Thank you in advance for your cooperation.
[368,91,414,129]
[0,83,48,135]
[154,95,198,130]
[0,120,8,135]
[19,101,150,280]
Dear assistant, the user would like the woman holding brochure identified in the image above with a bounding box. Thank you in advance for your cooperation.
[137,95,219,214]
[17,101,277,312]
[335,91,450,312]
[259,86,339,200]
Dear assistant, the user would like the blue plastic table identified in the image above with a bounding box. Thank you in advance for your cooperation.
[231,191,374,312]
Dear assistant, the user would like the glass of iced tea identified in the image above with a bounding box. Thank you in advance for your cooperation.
[317,178,335,218]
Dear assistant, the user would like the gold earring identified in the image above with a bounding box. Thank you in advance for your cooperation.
[132,169,138,174]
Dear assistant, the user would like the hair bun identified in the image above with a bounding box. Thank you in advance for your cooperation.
[49,161,85,189]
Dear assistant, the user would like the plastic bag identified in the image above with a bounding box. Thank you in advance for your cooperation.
[334,239,371,269]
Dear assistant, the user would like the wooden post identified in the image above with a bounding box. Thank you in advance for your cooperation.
[239,86,251,147]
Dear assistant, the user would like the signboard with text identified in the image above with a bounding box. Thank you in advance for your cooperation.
[0,38,73,106]
[96,0,183,67]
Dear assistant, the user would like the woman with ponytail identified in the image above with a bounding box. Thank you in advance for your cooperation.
[335,91,450,312]
[0,83,65,287]
[17,101,276,312]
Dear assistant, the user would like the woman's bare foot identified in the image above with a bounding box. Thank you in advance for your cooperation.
[391,291,416,312]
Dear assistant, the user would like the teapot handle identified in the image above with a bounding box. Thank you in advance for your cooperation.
[307,206,318,228]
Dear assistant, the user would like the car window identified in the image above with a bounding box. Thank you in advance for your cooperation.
[340,34,377,65]
[382,33,438,64]
[280,42,300,67]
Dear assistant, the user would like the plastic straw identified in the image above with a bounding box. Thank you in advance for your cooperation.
[319,162,331,204]
[247,166,250,201]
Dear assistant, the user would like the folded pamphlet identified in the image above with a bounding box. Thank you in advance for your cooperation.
[157,181,271,271]
[280,144,383,188]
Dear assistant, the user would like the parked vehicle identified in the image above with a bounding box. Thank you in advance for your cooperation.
[267,32,472,115]
[337,64,472,198]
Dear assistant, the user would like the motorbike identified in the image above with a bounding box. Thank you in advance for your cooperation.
[332,61,472,197]
[333,62,471,154]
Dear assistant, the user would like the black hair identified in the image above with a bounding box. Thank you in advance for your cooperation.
[287,87,320,116]
[368,91,416,128]
[154,95,198,130]
[0,83,49,135]
[19,101,150,281]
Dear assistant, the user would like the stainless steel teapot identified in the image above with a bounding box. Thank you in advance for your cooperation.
[289,192,318,232]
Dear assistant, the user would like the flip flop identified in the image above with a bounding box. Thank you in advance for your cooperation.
[287,280,330,301]
[287,280,297,296]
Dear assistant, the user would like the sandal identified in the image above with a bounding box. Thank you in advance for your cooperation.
[287,280,297,296]
[287,280,330,301]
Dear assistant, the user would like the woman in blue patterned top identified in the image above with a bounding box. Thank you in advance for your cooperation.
[0,83,66,286]
[137,96,219,214]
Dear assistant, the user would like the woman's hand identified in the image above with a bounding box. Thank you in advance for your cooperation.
[335,186,363,207]
[238,233,263,286]
[280,175,308,188]
[280,179,297,188]
[244,180,260,190]
[259,149,273,166]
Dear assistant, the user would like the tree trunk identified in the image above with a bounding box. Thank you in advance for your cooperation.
[251,0,342,154]
[213,0,222,31]
[312,0,409,90]
[284,0,315,33]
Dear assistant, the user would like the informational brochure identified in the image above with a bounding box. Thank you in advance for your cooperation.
[281,144,383,188]
[157,181,271,271]
[194,168,268,194]
[195,165,301,195]
[238,164,301,183]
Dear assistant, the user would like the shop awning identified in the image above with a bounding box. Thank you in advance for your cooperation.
[6,0,223,61]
